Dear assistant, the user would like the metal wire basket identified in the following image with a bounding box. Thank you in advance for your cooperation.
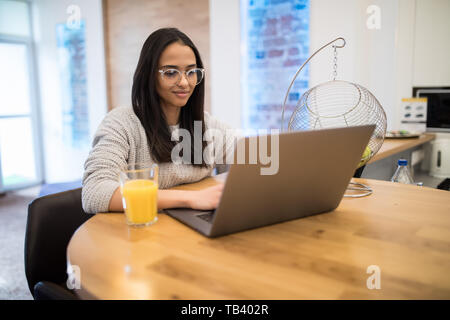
[281,38,387,197]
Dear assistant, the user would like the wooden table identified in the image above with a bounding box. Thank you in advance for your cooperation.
[67,174,450,299]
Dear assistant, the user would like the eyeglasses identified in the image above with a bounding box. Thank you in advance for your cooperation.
[158,68,205,86]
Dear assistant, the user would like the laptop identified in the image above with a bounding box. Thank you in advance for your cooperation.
[165,125,375,238]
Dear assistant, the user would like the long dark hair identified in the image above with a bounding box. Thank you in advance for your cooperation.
[132,28,208,167]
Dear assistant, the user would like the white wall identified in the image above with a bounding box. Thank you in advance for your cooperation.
[394,0,416,131]
[32,0,107,183]
[413,0,450,87]
[309,0,398,130]
[210,0,450,132]
[209,0,242,129]
[394,0,450,129]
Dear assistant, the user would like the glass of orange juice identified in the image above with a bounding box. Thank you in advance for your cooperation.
[119,163,158,227]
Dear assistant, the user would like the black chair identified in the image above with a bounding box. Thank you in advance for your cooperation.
[24,188,94,300]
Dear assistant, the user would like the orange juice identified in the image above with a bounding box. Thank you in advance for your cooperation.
[122,179,158,225]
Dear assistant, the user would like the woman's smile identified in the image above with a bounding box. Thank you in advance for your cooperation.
[173,90,190,98]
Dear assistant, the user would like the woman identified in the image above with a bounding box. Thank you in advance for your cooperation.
[82,28,235,214]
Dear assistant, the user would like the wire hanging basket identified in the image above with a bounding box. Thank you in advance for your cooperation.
[281,38,387,197]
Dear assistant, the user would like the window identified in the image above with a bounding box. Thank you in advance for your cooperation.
[241,0,310,130]
[0,0,42,191]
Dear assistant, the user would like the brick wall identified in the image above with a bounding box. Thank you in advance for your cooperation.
[103,0,210,111]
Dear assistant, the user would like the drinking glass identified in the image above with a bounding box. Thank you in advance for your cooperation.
[119,163,158,227]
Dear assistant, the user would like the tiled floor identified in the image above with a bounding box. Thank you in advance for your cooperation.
[0,186,40,300]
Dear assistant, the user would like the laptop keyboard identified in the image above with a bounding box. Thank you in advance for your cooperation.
[196,211,215,223]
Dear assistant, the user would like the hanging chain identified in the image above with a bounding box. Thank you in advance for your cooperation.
[332,45,338,80]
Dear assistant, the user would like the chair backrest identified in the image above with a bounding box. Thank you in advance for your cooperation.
[24,188,94,295]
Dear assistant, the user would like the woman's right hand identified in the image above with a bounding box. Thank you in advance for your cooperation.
[187,183,225,210]
[109,183,225,212]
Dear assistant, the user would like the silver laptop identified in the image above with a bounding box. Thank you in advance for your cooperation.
[165,125,375,238]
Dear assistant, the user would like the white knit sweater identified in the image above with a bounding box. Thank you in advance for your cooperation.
[82,106,236,214]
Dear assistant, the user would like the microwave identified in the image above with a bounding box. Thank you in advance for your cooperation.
[413,87,450,132]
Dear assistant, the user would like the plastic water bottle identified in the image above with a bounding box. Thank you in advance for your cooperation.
[391,159,415,184]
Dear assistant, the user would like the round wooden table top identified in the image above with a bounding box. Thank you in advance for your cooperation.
[67,176,450,299]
